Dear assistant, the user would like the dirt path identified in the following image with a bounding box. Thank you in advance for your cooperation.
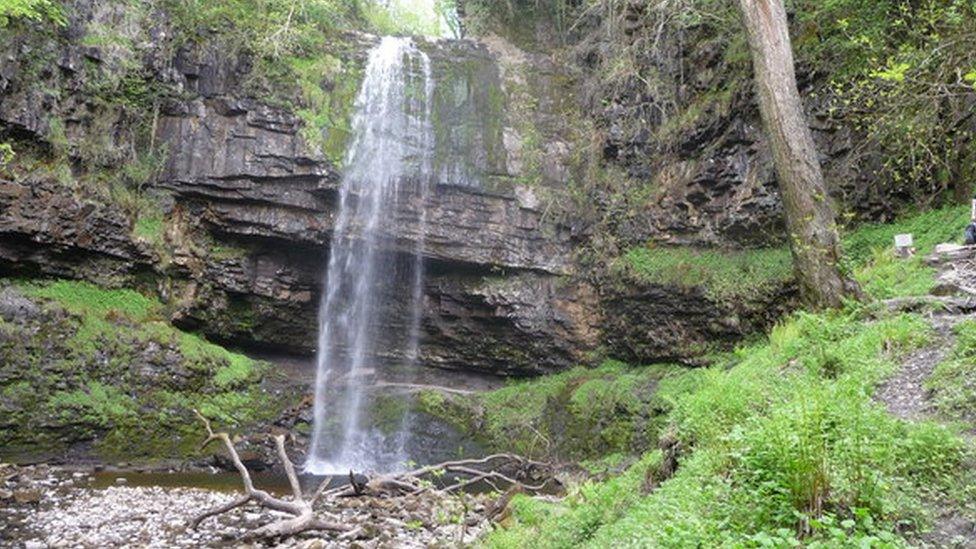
[876,309,976,547]
[877,314,961,421]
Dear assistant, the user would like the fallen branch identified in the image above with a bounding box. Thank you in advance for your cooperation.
[327,453,557,498]
[187,411,557,540]
[188,410,350,539]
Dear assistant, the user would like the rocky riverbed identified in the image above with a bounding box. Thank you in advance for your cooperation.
[1,464,494,548]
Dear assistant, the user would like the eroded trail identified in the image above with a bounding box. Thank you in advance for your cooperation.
[875,248,976,546]
[877,314,962,421]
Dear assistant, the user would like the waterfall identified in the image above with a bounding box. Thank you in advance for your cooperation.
[306,36,433,475]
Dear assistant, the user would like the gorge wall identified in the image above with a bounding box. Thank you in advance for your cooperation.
[4,0,970,462]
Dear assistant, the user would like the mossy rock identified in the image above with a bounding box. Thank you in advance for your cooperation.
[0,279,289,464]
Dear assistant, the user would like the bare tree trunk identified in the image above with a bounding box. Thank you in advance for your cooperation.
[737,0,857,309]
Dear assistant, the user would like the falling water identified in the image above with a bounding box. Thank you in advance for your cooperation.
[306,36,434,475]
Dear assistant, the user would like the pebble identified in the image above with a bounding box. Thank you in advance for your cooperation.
[13,489,42,504]
[1,467,495,548]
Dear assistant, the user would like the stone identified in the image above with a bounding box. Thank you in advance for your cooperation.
[13,488,41,504]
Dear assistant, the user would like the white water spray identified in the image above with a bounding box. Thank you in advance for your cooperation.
[306,36,433,475]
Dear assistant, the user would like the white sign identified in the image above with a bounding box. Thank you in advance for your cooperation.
[894,234,914,248]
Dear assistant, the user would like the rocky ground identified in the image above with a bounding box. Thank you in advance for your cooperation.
[1,464,495,548]
[874,246,976,547]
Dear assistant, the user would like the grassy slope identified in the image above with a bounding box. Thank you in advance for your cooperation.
[421,361,688,464]
[482,206,976,547]
[928,320,976,426]
[619,205,971,303]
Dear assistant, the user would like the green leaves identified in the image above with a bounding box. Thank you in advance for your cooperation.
[0,142,13,167]
[871,61,911,83]
[0,0,66,28]
[965,69,976,89]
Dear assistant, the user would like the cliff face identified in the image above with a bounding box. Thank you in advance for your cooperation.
[0,0,819,393]
[0,2,606,382]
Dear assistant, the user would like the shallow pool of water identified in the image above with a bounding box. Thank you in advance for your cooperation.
[90,471,344,496]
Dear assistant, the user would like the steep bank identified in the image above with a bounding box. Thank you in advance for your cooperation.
[476,207,976,547]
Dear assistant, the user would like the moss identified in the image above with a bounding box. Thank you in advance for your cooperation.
[421,360,685,461]
[416,389,481,433]
[617,245,794,303]
[21,279,159,320]
[368,392,413,434]
[616,205,972,304]
[209,244,249,261]
[48,382,137,428]
[1,278,280,462]
[287,52,365,164]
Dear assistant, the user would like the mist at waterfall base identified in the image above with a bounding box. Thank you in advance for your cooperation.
[305,37,435,475]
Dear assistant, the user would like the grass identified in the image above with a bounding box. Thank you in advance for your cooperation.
[450,361,685,460]
[18,279,259,389]
[485,309,969,547]
[22,279,159,320]
[483,206,976,547]
[618,204,972,303]
[619,245,794,302]
[844,205,970,300]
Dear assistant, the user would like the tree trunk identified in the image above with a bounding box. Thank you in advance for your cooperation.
[737,0,856,309]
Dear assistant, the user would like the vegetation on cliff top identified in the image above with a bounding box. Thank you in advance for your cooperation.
[615,204,971,305]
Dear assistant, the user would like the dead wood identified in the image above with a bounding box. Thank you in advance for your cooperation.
[188,410,349,539]
[188,411,557,540]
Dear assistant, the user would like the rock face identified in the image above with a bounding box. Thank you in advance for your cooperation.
[0,2,599,380]
[0,178,153,282]
[0,284,284,463]
[0,0,811,394]
[149,33,586,373]
[568,2,976,251]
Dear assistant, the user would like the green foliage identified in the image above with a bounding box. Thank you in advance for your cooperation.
[618,245,794,302]
[842,205,970,299]
[421,361,685,460]
[0,142,14,166]
[48,382,137,428]
[487,452,665,548]
[22,279,159,321]
[132,209,164,246]
[362,0,455,37]
[486,307,969,547]
[927,320,976,424]
[0,0,65,27]
[616,205,970,304]
[461,0,579,46]
[480,361,684,459]
[796,0,976,189]
[841,205,970,267]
